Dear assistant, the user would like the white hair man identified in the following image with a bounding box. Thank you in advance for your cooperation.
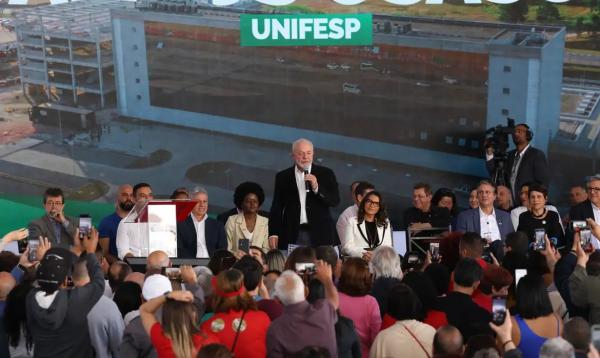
[539,337,575,358]
[266,260,339,357]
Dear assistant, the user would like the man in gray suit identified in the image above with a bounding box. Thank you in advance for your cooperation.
[28,187,78,248]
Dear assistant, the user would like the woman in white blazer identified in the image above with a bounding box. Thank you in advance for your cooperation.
[225,183,270,252]
[342,191,392,259]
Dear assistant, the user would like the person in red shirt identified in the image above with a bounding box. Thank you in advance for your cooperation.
[202,269,271,358]
[140,290,220,358]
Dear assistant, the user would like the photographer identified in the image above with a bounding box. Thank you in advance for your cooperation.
[486,123,550,204]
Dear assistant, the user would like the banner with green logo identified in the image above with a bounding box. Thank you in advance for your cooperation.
[240,13,373,47]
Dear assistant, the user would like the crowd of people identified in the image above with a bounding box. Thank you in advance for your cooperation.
[1,134,600,358]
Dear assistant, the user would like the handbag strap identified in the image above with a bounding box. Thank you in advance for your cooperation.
[401,323,431,358]
[230,309,248,353]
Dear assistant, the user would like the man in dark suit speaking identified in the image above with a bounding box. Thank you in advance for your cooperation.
[268,138,340,250]
[486,123,550,204]
[177,187,227,258]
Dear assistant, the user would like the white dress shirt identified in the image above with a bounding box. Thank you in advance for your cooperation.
[336,204,358,241]
[294,165,311,225]
[191,214,209,258]
[116,219,148,259]
[479,208,502,242]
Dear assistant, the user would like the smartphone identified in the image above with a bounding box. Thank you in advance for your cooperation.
[79,215,92,238]
[492,297,507,325]
[573,220,588,231]
[592,324,600,350]
[429,242,440,261]
[238,239,250,253]
[28,239,39,262]
[534,229,546,250]
[581,229,593,252]
[408,254,420,264]
[295,262,316,274]
[165,267,181,280]
[515,269,527,287]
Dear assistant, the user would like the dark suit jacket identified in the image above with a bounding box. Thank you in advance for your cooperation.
[454,208,514,241]
[28,215,78,248]
[486,146,550,203]
[176,216,227,258]
[566,199,596,248]
[268,164,340,249]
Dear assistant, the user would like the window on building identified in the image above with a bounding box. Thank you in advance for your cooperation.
[132,45,138,50]
[136,94,141,100]
[503,88,510,95]
[471,140,480,149]
[503,65,511,73]
[501,109,509,116]
[445,136,453,144]
[135,78,140,84]
[420,131,428,141]
[134,61,139,67]
[458,138,466,147]
[459,117,467,126]
[132,27,137,32]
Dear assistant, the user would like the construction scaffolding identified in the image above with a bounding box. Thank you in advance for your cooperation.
[15,0,133,118]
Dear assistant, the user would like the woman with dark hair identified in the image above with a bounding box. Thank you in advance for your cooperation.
[5,280,34,357]
[283,246,316,271]
[337,258,380,357]
[477,264,513,312]
[517,183,564,247]
[341,191,392,260]
[370,284,435,357]
[201,269,270,358]
[432,188,458,218]
[207,250,237,276]
[140,290,219,358]
[225,182,269,252]
[399,271,447,329]
[113,281,142,318]
[511,274,563,358]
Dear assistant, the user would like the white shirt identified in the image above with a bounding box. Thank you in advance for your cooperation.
[116,219,148,259]
[191,214,209,258]
[337,204,358,241]
[479,207,502,242]
[294,165,311,225]
[592,203,600,249]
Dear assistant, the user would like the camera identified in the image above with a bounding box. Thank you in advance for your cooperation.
[485,118,515,186]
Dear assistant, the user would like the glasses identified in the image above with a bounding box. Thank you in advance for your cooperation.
[366,200,381,207]
[45,201,63,206]
[588,187,600,193]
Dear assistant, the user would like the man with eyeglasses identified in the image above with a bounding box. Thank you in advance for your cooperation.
[28,187,78,248]
[568,175,600,249]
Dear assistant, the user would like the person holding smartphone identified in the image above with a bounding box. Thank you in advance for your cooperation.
[517,183,564,248]
[28,188,78,249]
[225,182,270,253]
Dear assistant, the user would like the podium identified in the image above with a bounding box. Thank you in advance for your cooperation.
[123,199,197,257]
[407,226,450,255]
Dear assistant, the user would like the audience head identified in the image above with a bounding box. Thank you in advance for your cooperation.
[353,181,375,205]
[586,251,600,277]
[289,346,331,358]
[108,261,132,292]
[505,231,530,256]
[338,258,372,297]
[143,273,172,301]
[162,293,201,358]
[0,251,18,272]
[463,335,499,358]
[476,180,497,210]
[433,325,464,357]
[350,181,361,201]
[459,232,484,259]
[233,182,265,212]
[495,185,513,211]
[315,246,340,279]
[387,284,421,321]
[124,272,145,288]
[169,187,189,200]
[265,249,286,273]
[0,272,16,300]
[208,249,237,275]
[369,245,403,280]
[412,182,433,212]
[453,258,483,290]
[113,281,142,318]
[36,247,75,295]
[249,246,266,266]
[194,266,213,298]
[146,250,170,271]
[284,247,316,271]
[432,188,458,216]
[539,337,575,358]
[479,265,513,297]
[72,259,90,287]
[291,138,314,169]
[519,182,532,207]
[425,263,450,296]
[274,270,305,306]
[402,271,438,320]
[263,270,280,298]
[232,256,263,292]
[569,185,588,207]
[528,183,548,211]
[469,188,479,209]
[190,187,209,219]
[211,269,256,313]
[563,317,590,354]
[515,274,553,319]
[132,182,153,202]
[586,174,600,207]
[357,191,388,226]
[440,232,462,271]
[197,344,234,358]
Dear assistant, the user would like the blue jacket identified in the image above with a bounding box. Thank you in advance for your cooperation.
[454,208,514,241]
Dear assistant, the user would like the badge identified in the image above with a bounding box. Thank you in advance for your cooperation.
[210,318,225,333]
[232,318,247,332]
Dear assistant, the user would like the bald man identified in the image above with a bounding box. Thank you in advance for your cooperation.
[268,138,340,249]
[146,250,170,271]
[433,325,464,357]
[99,185,134,264]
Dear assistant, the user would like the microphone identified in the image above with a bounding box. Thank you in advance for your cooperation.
[304,167,310,192]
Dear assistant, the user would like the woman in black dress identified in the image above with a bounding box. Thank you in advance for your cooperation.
[517,183,564,247]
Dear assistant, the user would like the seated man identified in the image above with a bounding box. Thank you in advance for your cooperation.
[28,187,78,249]
[439,258,492,341]
[267,261,338,357]
[98,184,134,264]
[403,182,451,231]
[177,187,227,258]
